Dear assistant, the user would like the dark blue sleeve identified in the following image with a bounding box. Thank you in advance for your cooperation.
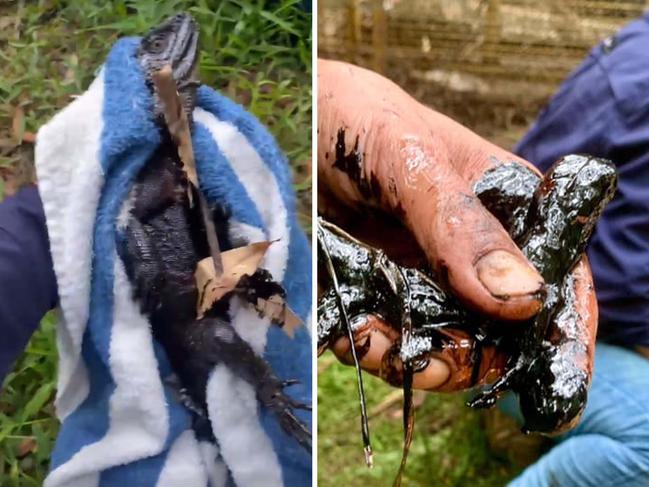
[515,14,649,347]
[0,185,58,381]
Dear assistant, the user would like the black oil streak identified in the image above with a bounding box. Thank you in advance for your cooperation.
[333,128,381,201]
[387,176,398,199]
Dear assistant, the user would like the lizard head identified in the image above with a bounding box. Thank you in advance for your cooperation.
[138,13,200,118]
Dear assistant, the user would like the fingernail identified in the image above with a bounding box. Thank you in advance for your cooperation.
[359,330,392,372]
[412,358,450,390]
[476,250,543,299]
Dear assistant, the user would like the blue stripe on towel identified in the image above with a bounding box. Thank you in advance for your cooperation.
[90,36,159,364]
[195,85,311,312]
[197,84,312,487]
[50,336,114,470]
[90,35,159,364]
[100,38,159,173]
[91,325,195,486]
[195,86,295,213]
[95,38,201,485]
[261,226,312,487]
[193,122,265,231]
[195,86,311,307]
[283,222,312,320]
[260,324,312,486]
[99,378,194,487]
[50,37,163,478]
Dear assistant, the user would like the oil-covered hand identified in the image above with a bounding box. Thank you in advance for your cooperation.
[317,59,598,392]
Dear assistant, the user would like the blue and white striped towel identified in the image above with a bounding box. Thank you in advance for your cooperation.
[34,37,312,487]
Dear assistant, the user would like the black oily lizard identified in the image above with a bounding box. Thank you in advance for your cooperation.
[116,13,311,451]
[318,155,617,483]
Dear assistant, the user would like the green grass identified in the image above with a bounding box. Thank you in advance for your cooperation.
[0,314,58,486]
[318,358,523,486]
[0,0,311,219]
[0,1,310,484]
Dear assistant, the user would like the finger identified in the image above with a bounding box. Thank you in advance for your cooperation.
[415,100,543,184]
[330,315,510,392]
[403,163,544,321]
[379,331,509,393]
[385,124,545,321]
[320,148,544,321]
[330,315,400,371]
[513,256,597,434]
[431,340,509,393]
[567,256,598,376]
[330,315,451,390]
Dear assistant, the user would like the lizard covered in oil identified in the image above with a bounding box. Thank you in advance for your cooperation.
[116,13,310,451]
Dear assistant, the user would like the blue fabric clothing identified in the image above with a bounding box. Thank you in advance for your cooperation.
[515,13,649,348]
[0,185,57,382]
[501,343,649,487]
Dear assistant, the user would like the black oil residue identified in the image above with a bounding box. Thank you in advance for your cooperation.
[475,161,540,242]
[318,154,618,468]
[333,128,381,201]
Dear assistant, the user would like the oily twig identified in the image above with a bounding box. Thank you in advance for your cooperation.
[151,64,224,276]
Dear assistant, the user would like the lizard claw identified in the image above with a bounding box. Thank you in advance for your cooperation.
[258,376,312,452]
[277,408,312,452]
[288,398,312,411]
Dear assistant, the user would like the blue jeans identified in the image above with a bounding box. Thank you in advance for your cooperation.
[500,343,649,487]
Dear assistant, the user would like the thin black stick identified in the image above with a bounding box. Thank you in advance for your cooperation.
[318,221,373,467]
[386,263,415,487]
[198,192,224,275]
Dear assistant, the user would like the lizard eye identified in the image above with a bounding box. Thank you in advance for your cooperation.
[146,36,165,53]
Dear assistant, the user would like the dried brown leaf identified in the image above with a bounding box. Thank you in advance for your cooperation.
[151,66,197,188]
[16,437,36,458]
[257,294,284,321]
[151,65,223,273]
[195,241,302,336]
[196,241,272,318]
[253,295,302,338]
[11,106,25,144]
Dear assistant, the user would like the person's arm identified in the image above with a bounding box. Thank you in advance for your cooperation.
[0,185,58,382]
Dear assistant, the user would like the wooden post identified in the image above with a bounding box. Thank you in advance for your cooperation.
[371,0,387,74]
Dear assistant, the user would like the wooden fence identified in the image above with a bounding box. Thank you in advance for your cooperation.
[318,0,648,144]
